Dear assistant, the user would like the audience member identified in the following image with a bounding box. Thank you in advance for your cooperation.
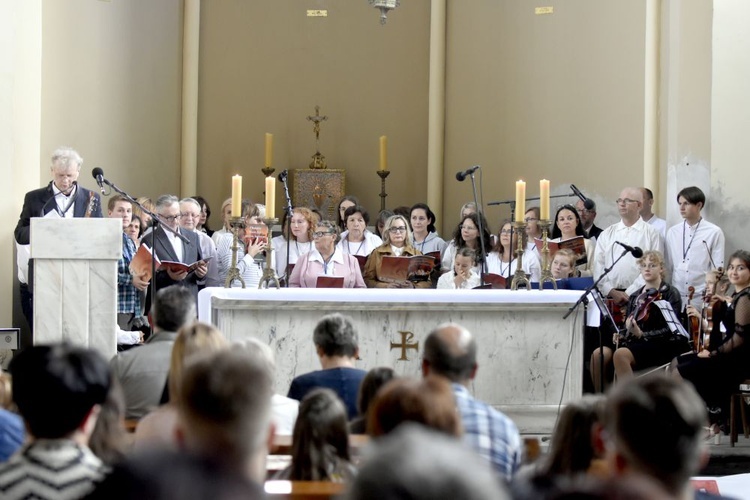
[0,344,110,499]
[111,285,196,419]
[422,323,522,481]
[88,377,129,465]
[349,367,396,434]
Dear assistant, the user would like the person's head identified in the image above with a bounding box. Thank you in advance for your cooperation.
[290,389,351,481]
[336,195,359,230]
[392,205,411,219]
[242,200,261,225]
[576,198,597,228]
[344,205,369,240]
[552,204,584,240]
[89,377,128,465]
[605,374,707,496]
[366,376,461,438]
[542,394,606,476]
[356,367,397,419]
[422,323,477,385]
[169,323,227,404]
[375,210,394,238]
[177,349,274,482]
[155,194,181,231]
[108,195,133,230]
[551,249,577,279]
[127,215,143,240]
[705,268,730,298]
[727,250,750,289]
[381,214,412,249]
[134,197,154,228]
[152,285,196,333]
[494,220,526,256]
[676,186,706,222]
[453,212,492,258]
[179,198,202,231]
[615,187,643,223]
[220,198,233,230]
[349,424,505,500]
[191,195,211,230]
[313,220,340,255]
[454,247,477,276]
[524,207,541,237]
[290,207,317,242]
[232,338,277,384]
[459,202,477,220]
[410,203,437,236]
[639,188,655,218]
[313,313,359,360]
[10,343,110,440]
[635,250,665,282]
[50,147,83,193]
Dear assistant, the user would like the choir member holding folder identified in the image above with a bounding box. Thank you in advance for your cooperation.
[363,215,432,289]
[550,204,595,277]
[289,220,365,289]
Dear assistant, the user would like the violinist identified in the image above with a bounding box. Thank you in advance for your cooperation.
[685,269,731,352]
[591,251,689,390]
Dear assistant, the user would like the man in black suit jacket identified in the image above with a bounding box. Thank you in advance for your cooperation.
[13,147,103,340]
[576,198,603,240]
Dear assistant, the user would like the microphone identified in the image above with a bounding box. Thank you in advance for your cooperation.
[92,168,106,195]
[615,241,644,258]
[570,184,595,210]
[456,165,480,182]
[277,170,288,183]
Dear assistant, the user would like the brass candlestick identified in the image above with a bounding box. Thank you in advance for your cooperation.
[377,170,390,211]
[258,217,281,289]
[511,221,531,290]
[224,216,246,288]
[261,166,275,177]
[538,219,557,290]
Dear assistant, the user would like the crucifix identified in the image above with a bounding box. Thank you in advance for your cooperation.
[306,105,328,169]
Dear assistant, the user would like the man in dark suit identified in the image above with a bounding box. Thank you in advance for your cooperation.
[576,198,603,240]
[13,147,103,339]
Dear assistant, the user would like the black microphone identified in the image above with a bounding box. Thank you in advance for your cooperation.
[570,184,595,210]
[456,165,480,182]
[615,241,644,258]
[92,168,106,195]
[277,170,288,183]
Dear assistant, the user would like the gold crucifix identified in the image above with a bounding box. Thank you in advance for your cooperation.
[306,105,328,144]
[390,331,419,361]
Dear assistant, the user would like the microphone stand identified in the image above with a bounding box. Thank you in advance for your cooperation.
[488,192,575,206]
[563,248,629,393]
[279,175,294,287]
[466,172,488,284]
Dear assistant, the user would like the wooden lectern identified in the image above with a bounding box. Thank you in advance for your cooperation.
[30,218,122,358]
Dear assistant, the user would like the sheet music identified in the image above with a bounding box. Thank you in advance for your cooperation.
[653,299,690,339]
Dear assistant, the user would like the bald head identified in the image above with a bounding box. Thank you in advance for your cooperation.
[617,187,643,225]
[422,323,478,383]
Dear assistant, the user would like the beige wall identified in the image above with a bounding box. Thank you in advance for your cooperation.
[197,0,431,226]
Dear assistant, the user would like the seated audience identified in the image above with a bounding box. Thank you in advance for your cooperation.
[441,212,493,274]
[348,424,507,500]
[0,370,24,462]
[88,377,129,465]
[550,204,595,277]
[486,220,542,284]
[335,195,359,231]
[363,215,432,289]
[134,322,227,451]
[0,344,110,499]
[275,207,319,279]
[410,203,447,255]
[216,202,269,288]
[289,220,365,288]
[550,248,577,280]
[437,247,481,289]
[337,205,382,257]
[287,313,366,419]
[349,367,397,434]
[273,389,357,482]
[111,285,196,419]
[422,323,522,481]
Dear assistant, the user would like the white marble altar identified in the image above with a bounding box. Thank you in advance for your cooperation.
[199,288,598,434]
[31,218,122,358]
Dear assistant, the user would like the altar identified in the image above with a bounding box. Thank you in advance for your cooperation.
[197,288,596,435]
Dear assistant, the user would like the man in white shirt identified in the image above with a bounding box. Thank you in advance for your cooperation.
[593,187,663,306]
[664,186,725,310]
[639,187,667,239]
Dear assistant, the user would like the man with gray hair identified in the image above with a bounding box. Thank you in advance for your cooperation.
[179,197,220,287]
[14,147,103,341]
[422,323,522,481]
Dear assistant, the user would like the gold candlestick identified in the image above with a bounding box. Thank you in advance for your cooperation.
[377,170,390,212]
[511,221,531,290]
[538,219,557,290]
[224,216,246,288]
[258,217,281,289]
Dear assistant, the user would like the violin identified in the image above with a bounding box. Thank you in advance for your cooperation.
[633,287,661,322]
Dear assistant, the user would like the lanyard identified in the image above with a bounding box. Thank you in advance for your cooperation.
[682,219,702,260]
[347,238,365,255]
[322,255,334,274]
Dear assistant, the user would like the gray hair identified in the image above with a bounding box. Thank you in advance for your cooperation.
[51,147,83,171]
[232,338,276,382]
[179,198,202,211]
[313,313,358,358]
[155,194,180,211]
[316,220,341,245]
[152,285,196,332]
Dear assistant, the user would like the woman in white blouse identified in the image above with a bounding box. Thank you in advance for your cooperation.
[337,205,382,257]
[486,220,541,283]
[275,207,319,279]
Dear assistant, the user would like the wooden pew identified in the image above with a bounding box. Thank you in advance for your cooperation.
[265,480,346,499]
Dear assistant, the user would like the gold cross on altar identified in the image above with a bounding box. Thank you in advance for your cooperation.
[390,331,419,361]
[306,105,328,142]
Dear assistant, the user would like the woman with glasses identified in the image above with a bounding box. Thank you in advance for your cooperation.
[524,207,543,255]
[440,212,493,274]
[590,250,687,391]
[337,205,382,257]
[289,220,365,288]
[216,201,270,288]
[276,207,319,279]
[550,204,595,277]
[363,215,432,289]
[486,220,541,283]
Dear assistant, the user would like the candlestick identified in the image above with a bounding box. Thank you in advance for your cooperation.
[537,219,557,290]
[510,221,531,290]
[258,217,281,289]
[265,176,276,219]
[379,136,388,171]
[540,179,550,220]
[224,216,246,288]
[265,133,273,168]
[231,175,242,218]
[377,170,390,212]
[515,180,526,222]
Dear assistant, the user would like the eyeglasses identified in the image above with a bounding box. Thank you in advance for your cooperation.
[312,231,334,239]
[499,229,513,235]
[389,227,407,233]
[162,215,180,222]
[524,217,538,223]
[615,198,638,205]
[180,213,200,219]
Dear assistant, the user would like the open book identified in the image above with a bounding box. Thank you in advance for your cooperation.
[476,273,507,289]
[534,235,587,266]
[130,244,212,279]
[380,255,435,282]
[243,224,268,247]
